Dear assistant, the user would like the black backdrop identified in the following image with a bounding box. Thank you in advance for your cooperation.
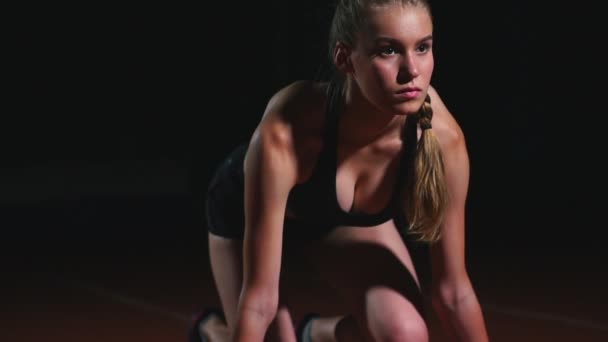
[5,1,606,267]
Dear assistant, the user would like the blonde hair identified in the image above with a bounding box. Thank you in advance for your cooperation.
[328,0,432,56]
[327,0,448,242]
[404,95,448,242]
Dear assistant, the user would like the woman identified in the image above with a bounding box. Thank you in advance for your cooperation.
[191,0,489,340]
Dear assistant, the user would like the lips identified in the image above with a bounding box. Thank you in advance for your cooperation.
[395,87,421,100]
[396,87,421,94]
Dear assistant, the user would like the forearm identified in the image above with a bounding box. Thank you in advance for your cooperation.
[432,287,488,342]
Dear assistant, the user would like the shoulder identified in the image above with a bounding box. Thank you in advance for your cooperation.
[426,85,470,188]
[426,86,471,210]
[246,80,328,179]
[263,80,328,122]
[254,79,327,142]
[255,80,328,149]
[427,85,467,157]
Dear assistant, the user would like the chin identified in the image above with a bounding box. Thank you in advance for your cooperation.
[391,99,424,116]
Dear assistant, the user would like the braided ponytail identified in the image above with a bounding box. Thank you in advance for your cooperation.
[404,94,449,242]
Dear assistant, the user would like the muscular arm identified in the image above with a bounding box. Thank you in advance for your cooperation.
[232,82,315,341]
[428,86,489,341]
[232,127,296,341]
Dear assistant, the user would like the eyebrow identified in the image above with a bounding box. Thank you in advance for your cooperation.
[374,34,433,44]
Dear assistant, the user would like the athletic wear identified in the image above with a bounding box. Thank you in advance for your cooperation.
[205,94,417,241]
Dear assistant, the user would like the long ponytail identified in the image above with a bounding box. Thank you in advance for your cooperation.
[404,95,448,242]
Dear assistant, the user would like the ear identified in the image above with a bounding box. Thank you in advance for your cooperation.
[333,42,354,74]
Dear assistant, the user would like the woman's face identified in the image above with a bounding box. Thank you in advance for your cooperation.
[348,4,434,115]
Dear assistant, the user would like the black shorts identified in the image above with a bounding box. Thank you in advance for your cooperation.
[205,143,248,239]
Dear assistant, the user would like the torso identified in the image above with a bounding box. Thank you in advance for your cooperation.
[282,81,417,228]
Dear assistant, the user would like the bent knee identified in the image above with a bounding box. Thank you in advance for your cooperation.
[366,288,428,342]
[371,314,428,342]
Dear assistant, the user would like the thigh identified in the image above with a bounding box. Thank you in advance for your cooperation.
[307,220,427,339]
[208,233,243,330]
[210,233,302,342]
[205,144,248,328]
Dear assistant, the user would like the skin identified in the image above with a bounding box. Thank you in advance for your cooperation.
[345,4,434,118]
[206,3,488,341]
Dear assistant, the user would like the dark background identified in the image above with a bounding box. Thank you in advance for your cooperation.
[4,0,606,294]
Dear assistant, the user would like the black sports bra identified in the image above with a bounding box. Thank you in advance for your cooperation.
[285,86,418,229]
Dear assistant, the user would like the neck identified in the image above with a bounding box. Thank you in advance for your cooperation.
[339,80,405,147]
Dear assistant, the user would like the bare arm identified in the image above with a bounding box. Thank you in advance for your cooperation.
[232,83,305,341]
[428,86,489,341]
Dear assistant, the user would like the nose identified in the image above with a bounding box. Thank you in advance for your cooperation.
[397,53,420,83]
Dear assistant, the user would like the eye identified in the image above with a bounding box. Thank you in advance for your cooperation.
[416,42,432,54]
[379,46,396,56]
